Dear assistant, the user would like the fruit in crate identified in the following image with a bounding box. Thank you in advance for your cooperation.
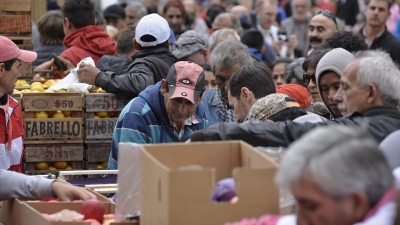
[52,111,65,118]
[54,161,68,169]
[15,80,29,87]
[35,162,49,170]
[65,165,73,169]
[44,79,57,87]
[81,199,106,223]
[48,166,57,170]
[30,82,45,92]
[95,111,108,118]
[63,111,72,116]
[34,111,49,118]
[101,162,108,168]
[96,164,104,169]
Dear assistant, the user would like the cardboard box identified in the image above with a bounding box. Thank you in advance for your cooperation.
[1,188,111,225]
[136,141,279,225]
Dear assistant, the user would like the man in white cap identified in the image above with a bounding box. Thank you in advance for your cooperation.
[78,13,178,99]
[0,35,36,172]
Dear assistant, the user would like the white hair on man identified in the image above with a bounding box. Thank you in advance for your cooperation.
[354,50,400,107]
[209,28,241,53]
[275,125,394,208]
[211,39,253,72]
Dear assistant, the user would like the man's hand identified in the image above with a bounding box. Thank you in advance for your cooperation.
[287,34,299,51]
[77,63,101,85]
[51,181,97,201]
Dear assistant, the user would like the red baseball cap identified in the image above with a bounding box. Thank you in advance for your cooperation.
[166,61,205,104]
[0,35,37,63]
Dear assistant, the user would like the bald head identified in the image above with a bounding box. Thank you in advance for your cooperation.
[212,12,242,34]
[308,14,338,49]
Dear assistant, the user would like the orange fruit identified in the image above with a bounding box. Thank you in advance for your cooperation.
[54,161,68,169]
[48,166,57,170]
[35,162,48,170]
[101,162,108,168]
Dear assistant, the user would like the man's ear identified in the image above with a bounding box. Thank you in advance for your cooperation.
[161,79,167,95]
[133,39,139,50]
[367,84,381,105]
[64,17,73,30]
[347,191,370,221]
[240,87,251,101]
[0,63,5,77]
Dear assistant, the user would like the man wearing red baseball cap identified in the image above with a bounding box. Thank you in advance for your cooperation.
[0,35,37,172]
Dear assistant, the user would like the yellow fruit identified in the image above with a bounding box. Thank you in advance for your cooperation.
[13,89,21,94]
[94,115,100,119]
[95,111,108,118]
[96,164,104,169]
[34,111,49,118]
[96,88,106,93]
[52,111,65,118]
[63,111,72,116]
[65,165,72,169]
[44,79,56,87]
[54,161,68,169]
[101,162,108,168]
[48,166,57,170]
[58,89,67,92]
[44,89,55,93]
[35,162,48,170]
[31,82,42,86]
[30,84,44,92]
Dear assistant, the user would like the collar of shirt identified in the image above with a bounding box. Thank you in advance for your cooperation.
[169,114,201,137]
[362,27,385,48]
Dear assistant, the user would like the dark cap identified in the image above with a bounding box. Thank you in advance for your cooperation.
[103,4,126,19]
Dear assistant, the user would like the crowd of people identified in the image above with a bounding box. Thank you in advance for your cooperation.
[1,0,400,223]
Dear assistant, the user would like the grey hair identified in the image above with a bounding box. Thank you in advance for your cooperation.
[284,57,306,85]
[211,39,254,71]
[209,28,241,52]
[276,125,394,208]
[354,50,400,107]
[125,1,147,20]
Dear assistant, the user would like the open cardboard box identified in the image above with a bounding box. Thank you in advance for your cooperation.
[1,188,114,225]
[119,141,279,225]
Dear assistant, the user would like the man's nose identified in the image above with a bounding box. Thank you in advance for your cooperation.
[334,86,343,103]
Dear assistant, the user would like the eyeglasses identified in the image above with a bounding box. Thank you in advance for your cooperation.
[314,9,338,29]
[303,73,316,86]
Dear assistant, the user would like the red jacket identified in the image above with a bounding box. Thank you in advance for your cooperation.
[0,95,24,172]
[61,25,116,66]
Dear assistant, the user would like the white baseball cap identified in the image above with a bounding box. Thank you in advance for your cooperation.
[135,13,170,47]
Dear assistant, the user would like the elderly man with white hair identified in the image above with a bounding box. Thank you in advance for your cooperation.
[190,50,400,146]
[225,125,398,225]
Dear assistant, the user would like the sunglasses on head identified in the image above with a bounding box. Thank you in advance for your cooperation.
[314,9,338,29]
[303,73,316,86]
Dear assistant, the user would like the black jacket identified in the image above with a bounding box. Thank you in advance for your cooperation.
[96,55,133,75]
[336,0,359,26]
[95,47,177,99]
[190,106,400,147]
[361,28,400,66]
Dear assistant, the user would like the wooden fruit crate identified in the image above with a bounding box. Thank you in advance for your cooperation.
[85,93,130,112]
[0,0,31,35]
[85,143,111,162]
[84,93,129,143]
[0,0,33,78]
[24,144,84,162]
[22,92,84,144]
